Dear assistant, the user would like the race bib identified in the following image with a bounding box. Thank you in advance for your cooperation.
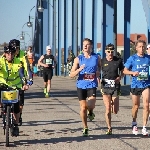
[104,79,115,87]
[45,58,52,65]
[83,73,95,81]
[137,72,148,80]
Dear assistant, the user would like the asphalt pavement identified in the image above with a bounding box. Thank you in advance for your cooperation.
[0,76,149,150]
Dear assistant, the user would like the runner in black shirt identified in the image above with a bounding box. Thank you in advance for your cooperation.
[101,43,124,135]
[38,45,57,97]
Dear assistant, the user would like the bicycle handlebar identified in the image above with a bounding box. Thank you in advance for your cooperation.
[0,84,20,90]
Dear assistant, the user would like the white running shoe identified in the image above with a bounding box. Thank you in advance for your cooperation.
[142,128,149,136]
[132,125,138,135]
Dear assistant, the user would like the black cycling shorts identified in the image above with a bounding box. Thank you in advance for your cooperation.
[77,88,97,101]
[130,87,149,95]
[13,102,20,114]
[43,71,53,82]
[2,102,20,114]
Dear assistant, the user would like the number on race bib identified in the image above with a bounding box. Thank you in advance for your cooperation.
[46,59,52,65]
[137,72,148,80]
[104,79,115,88]
[83,73,95,81]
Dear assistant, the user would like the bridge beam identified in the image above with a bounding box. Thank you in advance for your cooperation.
[124,0,131,85]
[101,0,114,58]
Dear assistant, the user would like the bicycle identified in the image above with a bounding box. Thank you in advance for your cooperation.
[1,86,19,147]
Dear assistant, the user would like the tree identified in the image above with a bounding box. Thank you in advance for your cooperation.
[130,42,136,55]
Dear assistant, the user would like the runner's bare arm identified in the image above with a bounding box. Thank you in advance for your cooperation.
[70,57,85,78]
[38,55,45,67]
[123,67,134,75]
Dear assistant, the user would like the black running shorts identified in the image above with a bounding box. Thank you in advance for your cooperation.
[77,88,97,101]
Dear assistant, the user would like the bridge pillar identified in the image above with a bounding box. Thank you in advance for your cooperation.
[92,0,98,53]
[101,0,114,58]
[124,0,131,85]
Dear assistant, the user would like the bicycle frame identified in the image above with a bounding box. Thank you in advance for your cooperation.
[2,104,15,135]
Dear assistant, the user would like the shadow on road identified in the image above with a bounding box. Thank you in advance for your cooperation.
[22,119,81,126]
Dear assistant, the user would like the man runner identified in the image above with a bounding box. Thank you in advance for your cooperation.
[124,40,150,136]
[70,38,101,136]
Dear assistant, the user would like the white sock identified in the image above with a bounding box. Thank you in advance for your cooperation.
[143,126,146,129]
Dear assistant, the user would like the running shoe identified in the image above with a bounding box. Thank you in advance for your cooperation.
[142,127,149,136]
[45,93,49,98]
[106,128,112,135]
[82,128,89,137]
[88,111,95,121]
[132,125,138,135]
[44,88,47,94]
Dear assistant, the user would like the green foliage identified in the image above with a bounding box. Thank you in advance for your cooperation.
[130,42,136,55]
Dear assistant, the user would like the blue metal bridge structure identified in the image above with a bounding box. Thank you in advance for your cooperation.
[33,0,150,85]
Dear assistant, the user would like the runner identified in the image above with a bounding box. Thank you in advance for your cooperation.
[101,43,124,135]
[27,46,34,71]
[70,38,101,136]
[124,40,150,136]
[38,45,57,97]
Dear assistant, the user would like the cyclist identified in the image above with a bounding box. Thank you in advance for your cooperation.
[124,40,150,136]
[38,45,57,98]
[9,39,33,126]
[70,38,101,136]
[0,45,29,136]
[101,43,124,135]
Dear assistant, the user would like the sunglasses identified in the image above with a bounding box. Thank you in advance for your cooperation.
[106,50,114,53]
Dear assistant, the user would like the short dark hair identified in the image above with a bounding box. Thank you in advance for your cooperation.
[135,40,146,47]
[82,38,93,45]
[105,43,114,50]
[28,46,32,49]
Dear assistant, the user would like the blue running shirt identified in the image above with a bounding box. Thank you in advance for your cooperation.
[124,54,150,88]
[76,53,99,89]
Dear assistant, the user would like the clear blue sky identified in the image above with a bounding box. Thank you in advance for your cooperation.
[0,0,37,49]
[0,0,148,50]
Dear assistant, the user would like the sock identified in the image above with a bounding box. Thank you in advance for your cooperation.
[132,122,137,126]
[143,126,146,129]
[89,110,93,116]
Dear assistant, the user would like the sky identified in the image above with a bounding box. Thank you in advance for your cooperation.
[0,0,148,50]
[0,0,37,49]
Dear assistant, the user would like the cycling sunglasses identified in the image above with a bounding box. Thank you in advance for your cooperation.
[106,50,114,53]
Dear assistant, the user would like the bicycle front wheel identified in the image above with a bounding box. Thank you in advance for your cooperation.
[6,105,10,147]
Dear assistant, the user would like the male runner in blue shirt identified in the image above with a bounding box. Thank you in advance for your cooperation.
[124,40,150,136]
[70,38,101,136]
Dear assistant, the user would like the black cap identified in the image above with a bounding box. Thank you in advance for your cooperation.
[4,45,16,53]
[9,39,20,47]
